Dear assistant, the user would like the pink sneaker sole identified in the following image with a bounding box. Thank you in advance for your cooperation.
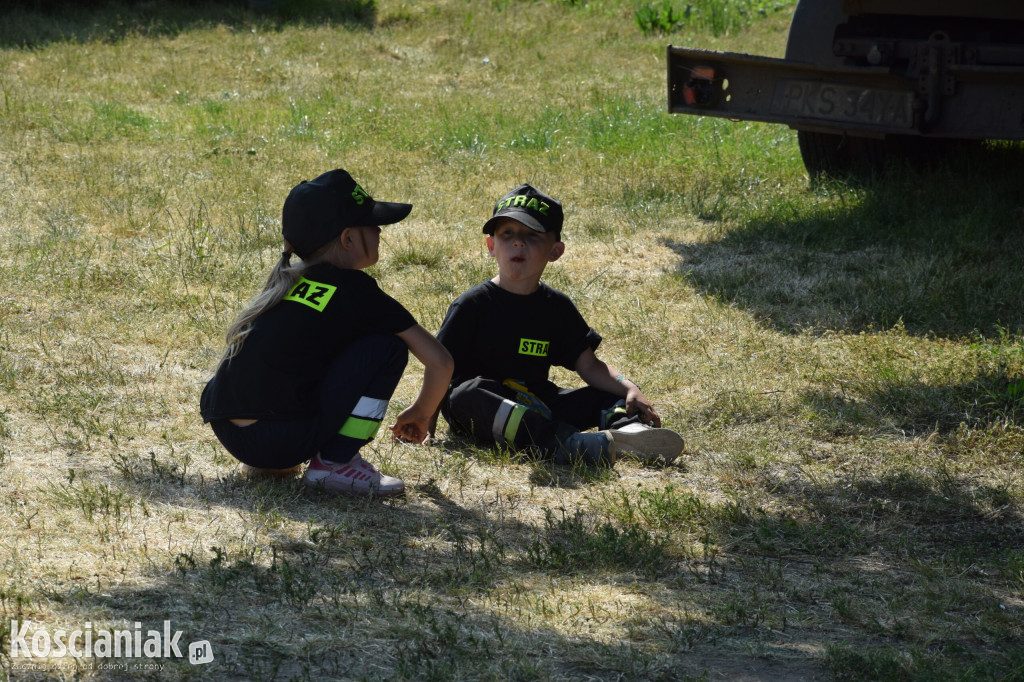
[303,454,405,497]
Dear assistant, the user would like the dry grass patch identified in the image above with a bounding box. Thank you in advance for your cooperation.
[1,1,1023,680]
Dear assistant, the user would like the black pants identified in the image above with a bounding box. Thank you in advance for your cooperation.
[441,376,636,458]
[210,334,408,469]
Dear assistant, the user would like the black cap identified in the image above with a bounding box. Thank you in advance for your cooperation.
[282,169,412,259]
[482,183,563,239]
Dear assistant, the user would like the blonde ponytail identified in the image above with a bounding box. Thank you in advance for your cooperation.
[218,248,304,365]
[219,237,327,354]
[216,237,349,367]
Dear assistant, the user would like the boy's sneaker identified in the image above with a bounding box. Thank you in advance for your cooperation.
[608,423,684,463]
[555,430,616,467]
[303,453,405,497]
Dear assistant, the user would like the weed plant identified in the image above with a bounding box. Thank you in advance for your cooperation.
[0,0,1021,680]
[635,0,794,37]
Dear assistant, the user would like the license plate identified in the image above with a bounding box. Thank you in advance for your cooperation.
[771,80,915,128]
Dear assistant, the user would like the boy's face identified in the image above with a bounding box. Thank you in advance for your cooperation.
[486,218,564,289]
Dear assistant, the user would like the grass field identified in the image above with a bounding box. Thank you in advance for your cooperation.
[1,0,1023,680]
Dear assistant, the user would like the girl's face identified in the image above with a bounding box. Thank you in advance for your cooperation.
[347,225,381,268]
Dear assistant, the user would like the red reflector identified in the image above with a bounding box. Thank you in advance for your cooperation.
[683,66,716,106]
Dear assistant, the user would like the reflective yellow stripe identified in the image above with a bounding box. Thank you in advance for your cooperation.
[492,400,515,441]
[338,416,380,441]
[502,404,528,444]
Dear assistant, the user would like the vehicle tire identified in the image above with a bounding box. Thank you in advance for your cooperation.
[797,131,889,178]
[784,0,847,65]
[787,1,876,177]
[799,131,985,179]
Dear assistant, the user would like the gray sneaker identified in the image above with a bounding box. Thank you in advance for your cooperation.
[555,430,616,467]
[608,423,684,463]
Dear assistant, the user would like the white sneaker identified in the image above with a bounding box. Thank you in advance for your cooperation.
[303,453,405,497]
[608,423,684,463]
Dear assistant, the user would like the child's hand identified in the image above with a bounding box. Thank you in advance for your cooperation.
[626,387,662,427]
[390,408,430,445]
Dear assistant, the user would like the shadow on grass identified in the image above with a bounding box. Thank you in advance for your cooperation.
[436,432,619,491]
[681,465,1024,679]
[41,576,729,681]
[664,144,1024,339]
[802,371,1024,436]
[748,468,1024,564]
[0,0,376,48]
[26,438,1024,679]
[31,464,714,679]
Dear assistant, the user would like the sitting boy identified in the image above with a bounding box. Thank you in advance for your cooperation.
[434,183,683,466]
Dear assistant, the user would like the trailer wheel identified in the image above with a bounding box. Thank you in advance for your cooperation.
[787,1,984,178]
[786,1,867,177]
[797,131,891,178]
[799,131,984,179]
[784,0,846,65]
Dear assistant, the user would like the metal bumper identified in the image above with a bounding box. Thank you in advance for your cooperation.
[668,45,1024,140]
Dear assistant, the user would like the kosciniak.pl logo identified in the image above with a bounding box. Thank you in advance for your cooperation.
[9,620,214,667]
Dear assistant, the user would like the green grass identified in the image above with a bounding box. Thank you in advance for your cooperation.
[1,0,1022,680]
[634,0,791,37]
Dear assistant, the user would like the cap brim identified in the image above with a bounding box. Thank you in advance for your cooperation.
[482,210,549,235]
[371,201,413,226]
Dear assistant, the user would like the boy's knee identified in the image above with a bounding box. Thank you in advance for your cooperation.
[445,377,505,438]
[449,376,498,406]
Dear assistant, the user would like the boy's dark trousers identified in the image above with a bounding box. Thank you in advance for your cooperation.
[441,376,638,457]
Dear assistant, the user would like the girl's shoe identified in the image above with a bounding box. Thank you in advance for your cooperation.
[303,453,405,497]
[239,463,302,479]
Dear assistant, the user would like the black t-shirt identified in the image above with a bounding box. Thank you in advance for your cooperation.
[436,280,601,388]
[200,264,416,421]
